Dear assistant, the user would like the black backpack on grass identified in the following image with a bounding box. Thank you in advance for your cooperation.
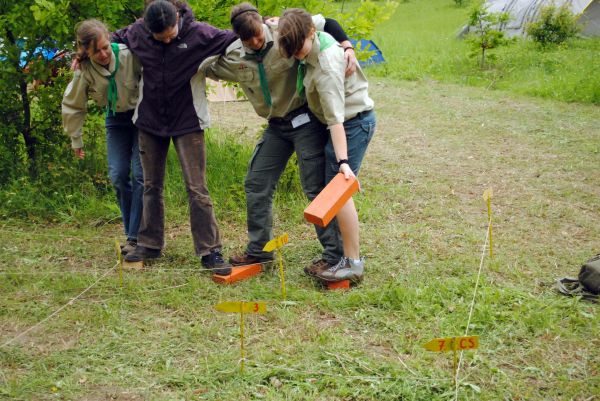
[555,254,600,303]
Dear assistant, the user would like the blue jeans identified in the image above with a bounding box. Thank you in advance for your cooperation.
[105,110,144,241]
[325,109,376,183]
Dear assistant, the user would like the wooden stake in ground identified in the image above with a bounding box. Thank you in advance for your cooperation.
[215,301,267,374]
[113,239,123,287]
[263,233,289,300]
[482,188,493,258]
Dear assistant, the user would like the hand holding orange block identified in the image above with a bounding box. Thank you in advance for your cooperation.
[304,173,359,227]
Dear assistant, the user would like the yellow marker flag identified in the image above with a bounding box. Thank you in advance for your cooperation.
[482,188,492,202]
[423,335,479,352]
[214,301,268,375]
[215,301,267,314]
[263,233,289,300]
[263,233,289,252]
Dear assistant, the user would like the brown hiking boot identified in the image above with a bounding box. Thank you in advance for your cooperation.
[304,258,333,277]
[121,240,137,256]
[229,253,272,266]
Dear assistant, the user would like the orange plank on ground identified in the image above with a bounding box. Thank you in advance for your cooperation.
[212,263,262,284]
[326,280,350,290]
[304,173,359,227]
[123,261,144,271]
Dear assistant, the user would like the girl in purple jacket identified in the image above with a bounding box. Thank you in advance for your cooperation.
[115,0,237,275]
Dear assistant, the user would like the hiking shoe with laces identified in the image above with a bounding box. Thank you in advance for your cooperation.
[121,240,137,256]
[124,245,161,262]
[317,257,364,283]
[229,253,272,266]
[202,250,232,276]
[304,258,334,277]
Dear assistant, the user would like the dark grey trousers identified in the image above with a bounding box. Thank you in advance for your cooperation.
[137,130,221,256]
[244,114,343,264]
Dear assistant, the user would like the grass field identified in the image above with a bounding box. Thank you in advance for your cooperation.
[368,0,600,104]
[1,78,599,400]
[1,1,600,399]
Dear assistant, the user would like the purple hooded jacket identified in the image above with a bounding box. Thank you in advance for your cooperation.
[113,5,237,137]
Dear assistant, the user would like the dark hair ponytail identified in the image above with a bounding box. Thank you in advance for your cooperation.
[144,0,178,33]
[74,19,110,62]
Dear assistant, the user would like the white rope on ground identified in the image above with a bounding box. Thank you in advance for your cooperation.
[0,263,117,348]
[145,283,189,292]
[0,228,111,242]
[0,270,109,275]
[453,216,491,401]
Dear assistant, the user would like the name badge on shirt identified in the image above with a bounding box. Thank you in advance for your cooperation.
[291,113,310,128]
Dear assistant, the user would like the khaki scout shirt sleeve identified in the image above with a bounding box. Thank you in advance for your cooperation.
[314,49,346,127]
[62,70,89,149]
[200,53,240,83]
[312,14,326,31]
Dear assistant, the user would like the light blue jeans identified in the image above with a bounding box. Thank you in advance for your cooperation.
[325,109,376,183]
[105,110,143,241]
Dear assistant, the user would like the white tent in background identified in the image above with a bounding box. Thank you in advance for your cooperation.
[461,0,600,37]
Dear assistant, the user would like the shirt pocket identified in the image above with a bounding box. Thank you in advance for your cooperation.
[269,58,293,74]
[124,78,140,103]
[88,87,106,105]
[237,69,254,83]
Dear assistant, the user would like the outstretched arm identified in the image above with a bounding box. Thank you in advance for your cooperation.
[324,18,357,76]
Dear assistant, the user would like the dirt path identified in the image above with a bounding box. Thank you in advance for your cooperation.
[210,77,600,279]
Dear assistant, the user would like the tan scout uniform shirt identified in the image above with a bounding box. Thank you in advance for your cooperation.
[62,44,141,148]
[303,32,374,127]
[201,16,326,120]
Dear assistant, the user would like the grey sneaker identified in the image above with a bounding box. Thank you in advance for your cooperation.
[317,257,364,283]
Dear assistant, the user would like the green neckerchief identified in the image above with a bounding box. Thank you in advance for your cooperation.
[296,32,336,98]
[243,41,273,107]
[106,43,120,117]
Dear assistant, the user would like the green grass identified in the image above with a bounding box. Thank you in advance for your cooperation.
[368,0,600,104]
[1,2,600,398]
[1,79,599,400]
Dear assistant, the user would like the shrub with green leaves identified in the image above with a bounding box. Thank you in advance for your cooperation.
[466,5,513,67]
[526,3,580,46]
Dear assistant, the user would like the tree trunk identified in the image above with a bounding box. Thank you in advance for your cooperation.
[19,76,37,178]
[6,28,37,177]
[480,48,486,68]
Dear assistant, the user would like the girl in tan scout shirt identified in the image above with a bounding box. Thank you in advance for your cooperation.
[62,19,143,255]
[278,9,376,284]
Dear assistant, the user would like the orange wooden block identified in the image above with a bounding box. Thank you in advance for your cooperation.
[212,263,262,284]
[326,280,350,290]
[304,173,359,227]
[122,260,144,271]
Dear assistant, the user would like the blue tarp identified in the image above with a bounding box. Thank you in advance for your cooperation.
[350,39,385,67]
[0,39,64,67]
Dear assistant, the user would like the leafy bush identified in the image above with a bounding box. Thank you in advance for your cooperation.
[526,4,580,46]
[466,5,513,67]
